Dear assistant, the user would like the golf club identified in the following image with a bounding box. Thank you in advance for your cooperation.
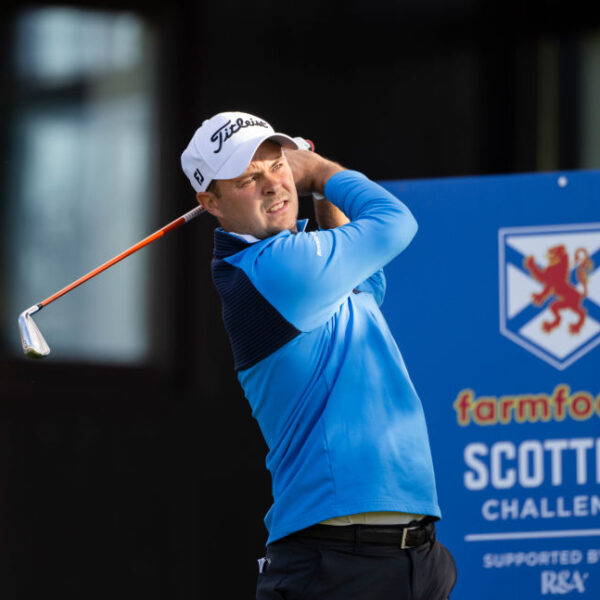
[18,136,315,359]
[18,205,205,359]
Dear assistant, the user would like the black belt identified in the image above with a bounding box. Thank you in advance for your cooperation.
[293,519,435,549]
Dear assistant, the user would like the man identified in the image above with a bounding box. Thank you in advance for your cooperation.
[181,111,456,599]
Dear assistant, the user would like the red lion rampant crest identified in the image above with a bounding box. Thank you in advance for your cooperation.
[523,245,593,334]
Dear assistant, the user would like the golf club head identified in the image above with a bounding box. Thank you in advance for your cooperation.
[18,305,50,359]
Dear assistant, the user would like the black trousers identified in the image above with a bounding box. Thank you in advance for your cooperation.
[256,523,457,600]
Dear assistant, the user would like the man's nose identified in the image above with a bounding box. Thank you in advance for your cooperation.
[262,171,280,194]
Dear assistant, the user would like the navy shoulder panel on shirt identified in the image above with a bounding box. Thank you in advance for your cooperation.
[211,257,301,371]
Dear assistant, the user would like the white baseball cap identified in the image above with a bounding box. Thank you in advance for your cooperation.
[181,111,299,192]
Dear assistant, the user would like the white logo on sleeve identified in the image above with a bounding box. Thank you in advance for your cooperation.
[310,231,322,257]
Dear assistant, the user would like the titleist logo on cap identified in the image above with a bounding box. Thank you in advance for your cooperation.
[210,117,269,154]
[181,111,298,192]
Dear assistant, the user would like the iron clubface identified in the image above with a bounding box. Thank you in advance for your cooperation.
[18,305,50,359]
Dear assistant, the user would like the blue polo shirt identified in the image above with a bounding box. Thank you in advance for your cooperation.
[211,170,440,543]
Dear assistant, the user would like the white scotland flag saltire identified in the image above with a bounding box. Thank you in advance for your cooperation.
[498,222,600,370]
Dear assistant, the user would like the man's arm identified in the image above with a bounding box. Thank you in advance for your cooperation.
[285,146,349,229]
[312,191,385,304]
[284,146,343,195]
[226,163,417,331]
[295,151,383,304]
[312,195,350,229]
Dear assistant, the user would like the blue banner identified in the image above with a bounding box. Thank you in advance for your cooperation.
[381,170,600,600]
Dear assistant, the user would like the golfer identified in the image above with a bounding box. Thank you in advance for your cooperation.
[181,111,456,599]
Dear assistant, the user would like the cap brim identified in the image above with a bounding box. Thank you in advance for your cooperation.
[215,133,299,181]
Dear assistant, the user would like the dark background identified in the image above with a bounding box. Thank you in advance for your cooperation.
[1,0,599,598]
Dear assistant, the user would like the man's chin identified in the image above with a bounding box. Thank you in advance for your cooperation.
[263,215,298,238]
[260,223,296,239]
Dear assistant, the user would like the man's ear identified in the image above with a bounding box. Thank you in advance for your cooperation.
[196,191,223,217]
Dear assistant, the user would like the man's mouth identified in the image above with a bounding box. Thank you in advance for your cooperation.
[266,200,287,214]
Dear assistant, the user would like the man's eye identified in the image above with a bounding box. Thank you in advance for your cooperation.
[273,162,283,170]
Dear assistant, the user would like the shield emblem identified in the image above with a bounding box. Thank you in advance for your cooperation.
[498,222,600,370]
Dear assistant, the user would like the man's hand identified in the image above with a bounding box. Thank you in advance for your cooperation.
[283,147,344,195]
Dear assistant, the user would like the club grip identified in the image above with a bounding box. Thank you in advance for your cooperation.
[293,137,315,152]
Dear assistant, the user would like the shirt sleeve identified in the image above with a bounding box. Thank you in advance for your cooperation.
[225,170,417,331]
[354,269,386,306]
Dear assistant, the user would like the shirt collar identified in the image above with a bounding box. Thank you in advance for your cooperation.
[228,219,309,243]
[214,219,309,259]
[227,231,261,243]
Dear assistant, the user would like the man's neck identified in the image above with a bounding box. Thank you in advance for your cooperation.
[224,220,308,243]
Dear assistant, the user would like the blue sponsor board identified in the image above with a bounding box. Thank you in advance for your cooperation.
[380,171,600,600]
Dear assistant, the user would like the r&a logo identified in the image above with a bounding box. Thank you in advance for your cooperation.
[541,570,588,595]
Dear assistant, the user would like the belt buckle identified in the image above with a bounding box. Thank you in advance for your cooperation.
[400,526,412,549]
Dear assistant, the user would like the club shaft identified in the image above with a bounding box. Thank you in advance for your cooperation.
[40,205,204,308]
